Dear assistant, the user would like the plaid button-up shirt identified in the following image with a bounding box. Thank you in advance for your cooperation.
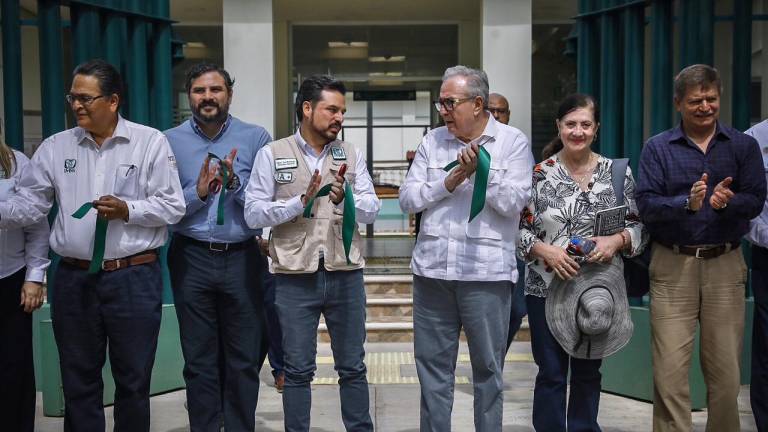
[635,122,766,246]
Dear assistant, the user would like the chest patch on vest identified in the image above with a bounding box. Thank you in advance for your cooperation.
[331,147,346,160]
[274,171,294,183]
[275,158,298,170]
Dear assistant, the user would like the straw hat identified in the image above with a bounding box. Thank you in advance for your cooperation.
[545,261,633,359]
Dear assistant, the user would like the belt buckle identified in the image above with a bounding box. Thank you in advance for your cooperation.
[101,259,121,271]
[209,242,228,252]
[694,247,705,259]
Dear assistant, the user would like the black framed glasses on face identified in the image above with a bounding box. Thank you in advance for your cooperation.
[65,94,105,106]
[433,97,473,112]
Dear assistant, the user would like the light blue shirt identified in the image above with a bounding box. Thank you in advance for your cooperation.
[745,120,768,248]
[165,116,271,242]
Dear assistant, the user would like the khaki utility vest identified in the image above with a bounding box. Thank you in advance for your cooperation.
[268,135,364,274]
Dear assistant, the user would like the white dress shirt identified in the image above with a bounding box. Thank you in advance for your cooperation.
[745,120,768,248]
[399,115,534,282]
[244,130,381,229]
[0,116,185,260]
[0,150,50,281]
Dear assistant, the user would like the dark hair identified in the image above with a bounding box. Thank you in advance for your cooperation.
[541,93,600,160]
[294,75,346,123]
[184,62,235,94]
[73,59,123,106]
[673,64,722,101]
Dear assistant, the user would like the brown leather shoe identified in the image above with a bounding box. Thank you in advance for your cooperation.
[275,372,285,393]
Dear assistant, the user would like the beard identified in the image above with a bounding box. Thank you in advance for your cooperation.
[309,112,342,141]
[193,99,230,124]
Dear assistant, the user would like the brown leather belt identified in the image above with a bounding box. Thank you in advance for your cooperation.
[61,250,158,272]
[661,242,740,259]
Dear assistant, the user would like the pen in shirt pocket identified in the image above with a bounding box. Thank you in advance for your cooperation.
[125,164,136,177]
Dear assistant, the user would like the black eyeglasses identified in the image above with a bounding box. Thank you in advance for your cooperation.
[433,97,473,112]
[65,94,105,106]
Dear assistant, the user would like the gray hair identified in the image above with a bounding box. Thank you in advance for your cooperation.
[442,65,489,109]
[673,64,722,101]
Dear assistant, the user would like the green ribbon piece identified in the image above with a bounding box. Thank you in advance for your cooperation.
[443,145,491,222]
[207,152,229,226]
[302,181,356,264]
[71,203,109,274]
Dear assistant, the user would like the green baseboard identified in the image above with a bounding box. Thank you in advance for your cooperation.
[36,304,185,417]
[602,299,755,409]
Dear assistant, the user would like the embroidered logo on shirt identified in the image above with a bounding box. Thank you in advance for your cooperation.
[168,155,178,170]
[64,159,77,173]
[274,172,294,183]
[331,147,346,160]
[275,158,298,170]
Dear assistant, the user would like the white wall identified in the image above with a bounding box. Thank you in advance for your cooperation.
[223,0,275,137]
[482,0,532,139]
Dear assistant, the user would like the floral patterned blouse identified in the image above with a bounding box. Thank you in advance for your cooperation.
[518,152,647,297]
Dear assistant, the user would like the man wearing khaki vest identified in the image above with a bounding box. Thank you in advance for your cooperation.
[244,75,380,432]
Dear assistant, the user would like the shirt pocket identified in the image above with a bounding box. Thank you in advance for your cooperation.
[113,164,140,200]
[0,178,15,201]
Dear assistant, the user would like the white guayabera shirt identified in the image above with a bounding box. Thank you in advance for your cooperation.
[0,116,185,260]
[400,115,534,282]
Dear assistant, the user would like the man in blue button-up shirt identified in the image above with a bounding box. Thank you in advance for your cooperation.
[165,63,272,431]
[636,64,766,432]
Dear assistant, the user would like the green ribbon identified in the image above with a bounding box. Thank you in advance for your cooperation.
[303,181,356,264]
[71,203,109,274]
[207,152,229,226]
[443,145,491,222]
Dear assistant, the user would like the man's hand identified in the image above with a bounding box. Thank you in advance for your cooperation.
[301,170,322,207]
[222,148,238,189]
[20,281,44,313]
[457,142,479,177]
[688,173,708,211]
[93,195,129,221]
[709,176,734,210]
[256,236,270,257]
[444,166,468,193]
[329,174,345,205]
[196,155,219,200]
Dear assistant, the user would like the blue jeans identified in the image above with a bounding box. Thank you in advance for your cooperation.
[507,259,528,349]
[275,268,372,432]
[413,275,512,432]
[168,237,267,432]
[53,259,162,432]
[752,245,768,431]
[527,295,602,432]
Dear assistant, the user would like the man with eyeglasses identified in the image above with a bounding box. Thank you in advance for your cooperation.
[400,66,533,431]
[0,59,185,431]
[488,93,510,126]
[164,62,272,431]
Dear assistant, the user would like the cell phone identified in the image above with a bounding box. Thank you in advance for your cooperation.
[338,163,347,180]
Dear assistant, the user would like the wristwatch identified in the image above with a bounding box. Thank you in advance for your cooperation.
[684,197,696,213]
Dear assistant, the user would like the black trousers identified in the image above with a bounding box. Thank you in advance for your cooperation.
[168,237,267,432]
[0,267,36,432]
[53,260,162,432]
[752,245,768,431]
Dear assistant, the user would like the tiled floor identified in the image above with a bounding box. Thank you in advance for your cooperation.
[34,341,758,431]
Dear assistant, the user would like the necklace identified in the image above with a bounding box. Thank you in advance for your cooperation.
[562,152,597,189]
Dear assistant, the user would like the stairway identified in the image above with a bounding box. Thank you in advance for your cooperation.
[318,258,529,343]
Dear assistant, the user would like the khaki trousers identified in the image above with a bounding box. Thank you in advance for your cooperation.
[650,243,747,432]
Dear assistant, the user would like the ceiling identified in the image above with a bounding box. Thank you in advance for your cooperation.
[18,0,577,25]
